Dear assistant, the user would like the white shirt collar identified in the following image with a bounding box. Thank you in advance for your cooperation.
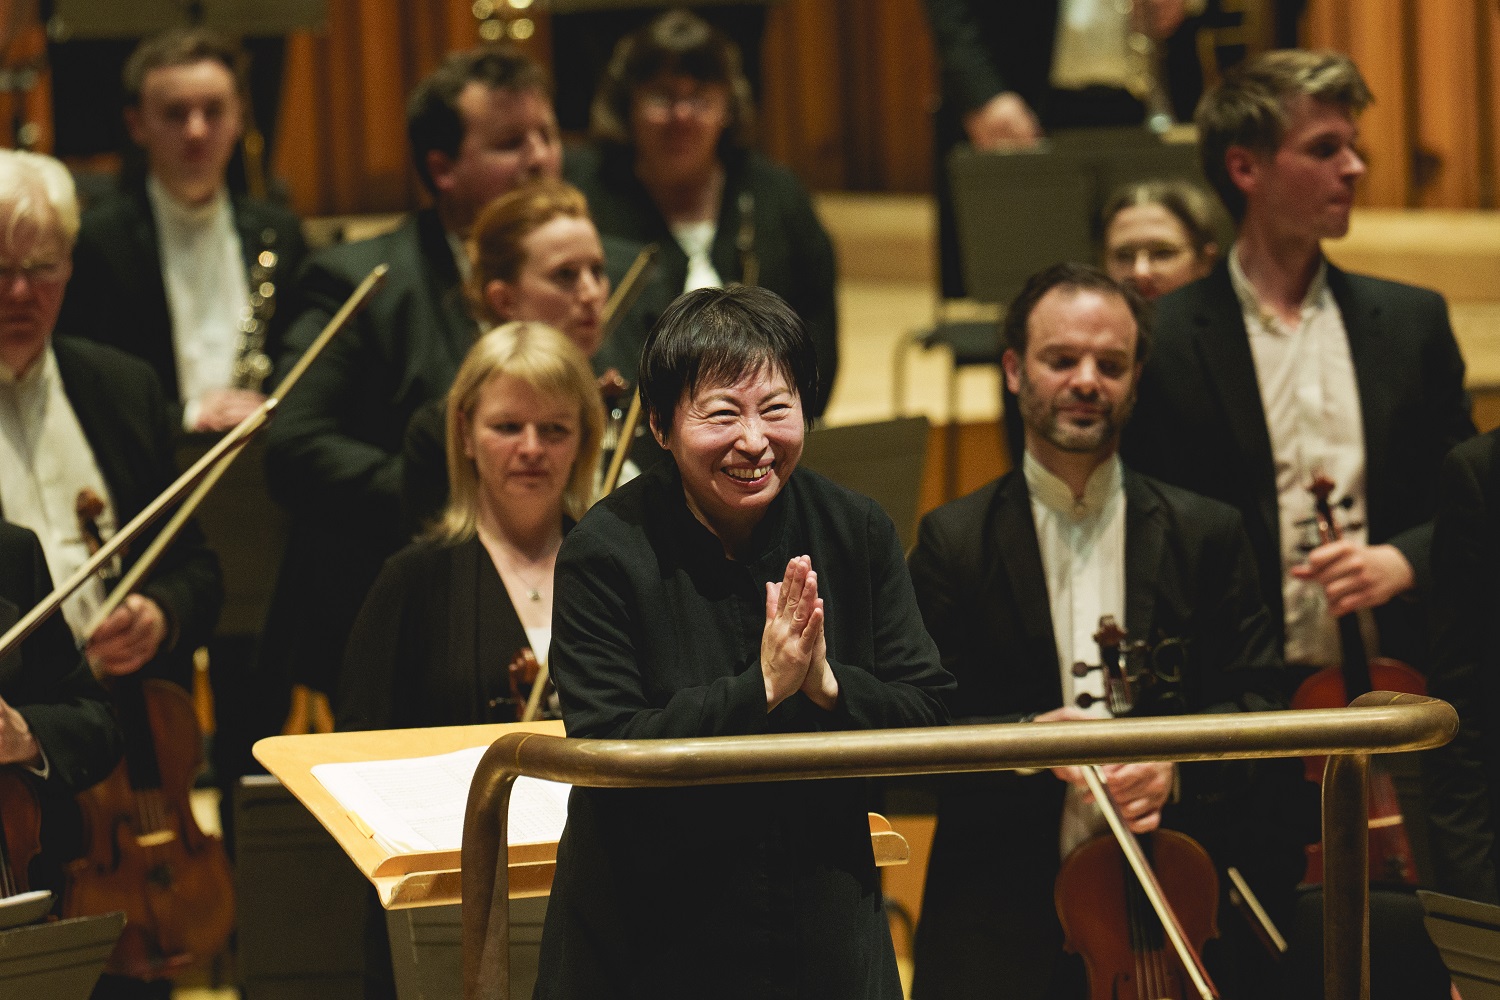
[1023,450,1122,520]
[447,229,472,285]
[1228,241,1330,334]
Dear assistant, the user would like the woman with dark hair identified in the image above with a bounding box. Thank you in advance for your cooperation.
[564,7,840,418]
[534,285,953,999]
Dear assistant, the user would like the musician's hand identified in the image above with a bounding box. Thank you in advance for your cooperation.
[1140,0,1190,39]
[87,594,168,677]
[193,388,266,432]
[964,92,1042,151]
[1032,707,1096,785]
[1292,540,1415,617]
[761,555,824,711]
[0,695,41,767]
[1094,762,1175,833]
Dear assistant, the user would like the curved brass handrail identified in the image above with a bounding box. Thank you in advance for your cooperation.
[462,691,1456,1000]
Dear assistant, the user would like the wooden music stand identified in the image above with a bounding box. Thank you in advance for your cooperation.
[0,911,125,999]
[1418,889,1500,999]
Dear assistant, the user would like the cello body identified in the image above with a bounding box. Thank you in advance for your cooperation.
[62,677,233,979]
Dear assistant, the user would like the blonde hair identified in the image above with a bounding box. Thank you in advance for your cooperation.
[0,150,80,252]
[465,178,592,326]
[434,321,605,541]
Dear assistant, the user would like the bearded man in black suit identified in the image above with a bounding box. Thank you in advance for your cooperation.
[908,263,1291,999]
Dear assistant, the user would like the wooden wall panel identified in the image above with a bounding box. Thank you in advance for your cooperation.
[1347,0,1412,208]
[1411,0,1482,208]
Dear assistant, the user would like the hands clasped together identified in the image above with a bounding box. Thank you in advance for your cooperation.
[761,555,839,711]
[1032,706,1176,834]
[86,593,168,678]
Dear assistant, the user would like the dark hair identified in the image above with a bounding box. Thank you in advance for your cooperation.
[589,8,756,153]
[1196,49,1373,221]
[1101,179,1220,256]
[640,285,818,436]
[406,46,550,195]
[1002,262,1153,363]
[123,27,246,106]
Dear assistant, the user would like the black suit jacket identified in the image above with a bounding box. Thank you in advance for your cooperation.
[1121,260,1475,670]
[0,520,120,793]
[906,466,1292,1000]
[1424,429,1500,903]
[57,182,308,408]
[47,338,224,689]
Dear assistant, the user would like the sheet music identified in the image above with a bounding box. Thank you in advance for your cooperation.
[312,745,570,855]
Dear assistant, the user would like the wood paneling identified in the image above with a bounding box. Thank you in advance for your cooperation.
[1305,0,1499,208]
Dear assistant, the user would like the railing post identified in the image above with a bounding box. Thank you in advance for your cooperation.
[1323,751,1371,1000]
[462,738,524,1000]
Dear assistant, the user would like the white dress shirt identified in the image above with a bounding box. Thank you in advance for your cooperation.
[147,176,251,428]
[1230,245,1367,667]
[1024,450,1127,857]
[1050,0,1134,92]
[0,344,116,644]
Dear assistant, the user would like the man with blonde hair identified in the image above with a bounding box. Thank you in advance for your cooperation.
[1122,51,1470,994]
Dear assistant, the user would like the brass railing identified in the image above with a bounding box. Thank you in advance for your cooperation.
[462,691,1456,1000]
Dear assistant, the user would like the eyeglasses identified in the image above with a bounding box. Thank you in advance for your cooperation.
[0,259,69,284]
[636,88,725,121]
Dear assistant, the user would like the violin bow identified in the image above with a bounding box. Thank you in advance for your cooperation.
[0,264,389,670]
[1082,765,1219,1000]
[597,245,659,501]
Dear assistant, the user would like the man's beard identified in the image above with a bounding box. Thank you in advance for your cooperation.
[1016,369,1134,454]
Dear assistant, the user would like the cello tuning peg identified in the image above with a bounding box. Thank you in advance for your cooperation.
[1075,692,1098,709]
[1072,661,1093,678]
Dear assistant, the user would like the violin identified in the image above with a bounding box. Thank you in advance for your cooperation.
[60,493,235,979]
[0,766,41,899]
[500,647,553,723]
[1290,474,1424,885]
[1055,616,1221,1000]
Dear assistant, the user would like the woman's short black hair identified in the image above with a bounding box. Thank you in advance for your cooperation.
[640,285,819,437]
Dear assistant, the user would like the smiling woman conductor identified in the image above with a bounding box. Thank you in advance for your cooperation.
[534,284,954,999]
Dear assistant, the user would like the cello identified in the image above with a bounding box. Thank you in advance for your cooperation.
[1055,616,1221,1000]
[61,490,234,979]
[1290,475,1424,885]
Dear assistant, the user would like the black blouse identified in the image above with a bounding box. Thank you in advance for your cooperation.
[336,535,533,731]
[536,461,954,1000]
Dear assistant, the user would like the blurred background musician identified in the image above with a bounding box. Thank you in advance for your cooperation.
[535,285,952,998]
[0,148,222,1000]
[1123,48,1473,697]
[1101,179,1220,301]
[908,263,1289,999]
[260,45,628,724]
[564,7,840,419]
[1120,50,1473,998]
[58,28,306,434]
[922,0,1206,299]
[401,178,667,533]
[52,27,305,852]
[1424,430,1500,905]
[0,518,121,903]
[339,321,603,732]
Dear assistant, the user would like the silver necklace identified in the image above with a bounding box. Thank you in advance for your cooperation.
[487,532,560,602]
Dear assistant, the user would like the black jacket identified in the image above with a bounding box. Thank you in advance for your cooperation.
[906,466,1293,1000]
[58,182,308,409]
[537,462,953,999]
[1121,260,1475,669]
